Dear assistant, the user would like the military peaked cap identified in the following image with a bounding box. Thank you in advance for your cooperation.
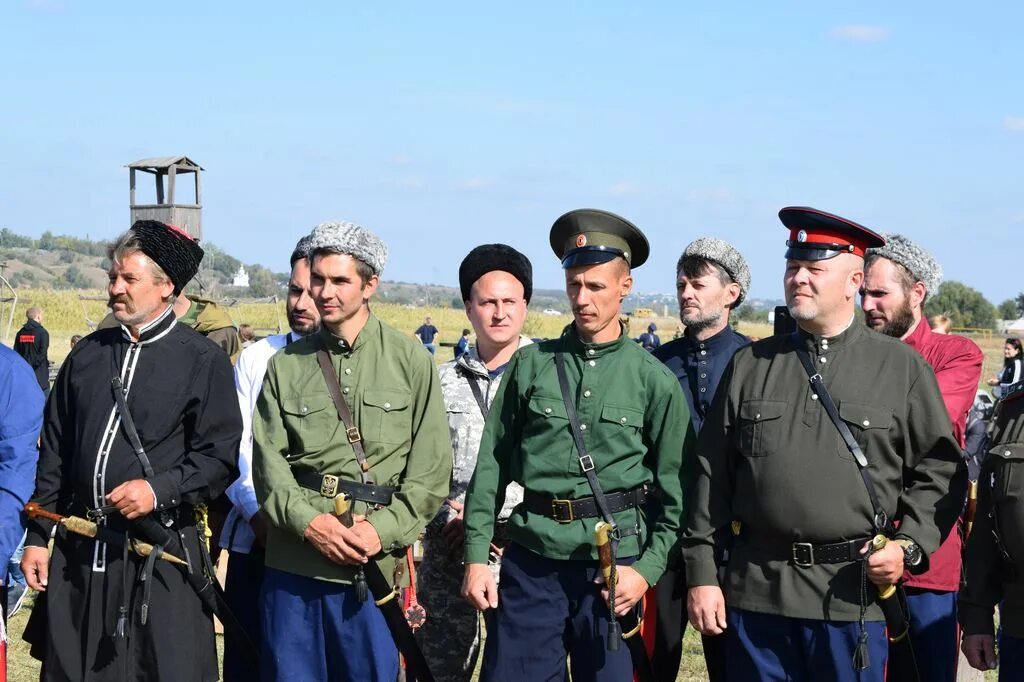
[779,207,885,261]
[549,208,649,269]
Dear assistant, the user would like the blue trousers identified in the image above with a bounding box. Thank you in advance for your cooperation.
[726,608,888,682]
[222,549,265,681]
[999,631,1024,682]
[481,543,633,682]
[260,566,399,682]
[893,588,958,682]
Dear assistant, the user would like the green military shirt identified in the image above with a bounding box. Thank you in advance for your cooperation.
[960,387,1024,637]
[683,321,964,621]
[463,326,693,587]
[253,315,453,584]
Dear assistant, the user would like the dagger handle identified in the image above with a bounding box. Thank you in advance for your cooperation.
[24,502,63,523]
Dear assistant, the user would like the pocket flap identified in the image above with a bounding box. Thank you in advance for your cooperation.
[282,394,332,417]
[363,389,411,412]
[529,396,568,420]
[600,405,645,428]
[989,442,1024,460]
[739,399,787,422]
[838,401,893,430]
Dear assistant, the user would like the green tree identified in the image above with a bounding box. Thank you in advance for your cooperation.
[923,281,997,330]
[998,299,1019,320]
[247,265,278,297]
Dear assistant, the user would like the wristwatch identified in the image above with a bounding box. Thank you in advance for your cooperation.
[896,539,923,569]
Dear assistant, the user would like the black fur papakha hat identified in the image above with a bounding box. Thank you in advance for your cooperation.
[130,220,204,295]
[459,244,533,303]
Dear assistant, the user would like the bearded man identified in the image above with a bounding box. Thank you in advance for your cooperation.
[21,220,242,681]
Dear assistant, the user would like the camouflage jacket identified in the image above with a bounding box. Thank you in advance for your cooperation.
[432,337,529,529]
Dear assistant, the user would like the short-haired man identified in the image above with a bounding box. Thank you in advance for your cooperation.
[685,208,965,681]
[417,243,532,682]
[218,233,320,681]
[861,234,983,682]
[21,220,242,680]
[649,237,752,681]
[253,221,452,681]
[462,209,692,681]
[14,307,49,392]
[416,316,440,355]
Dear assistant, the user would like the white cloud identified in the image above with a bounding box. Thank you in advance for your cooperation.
[608,181,644,197]
[387,154,414,167]
[830,25,891,43]
[1003,116,1024,132]
[454,177,491,190]
[684,187,734,203]
[395,175,424,189]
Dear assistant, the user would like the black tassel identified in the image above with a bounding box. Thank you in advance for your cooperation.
[607,620,621,651]
[852,629,870,672]
[355,569,368,603]
[115,607,129,638]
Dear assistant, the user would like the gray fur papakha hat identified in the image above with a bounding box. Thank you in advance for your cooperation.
[866,233,943,296]
[307,220,388,275]
[678,237,752,306]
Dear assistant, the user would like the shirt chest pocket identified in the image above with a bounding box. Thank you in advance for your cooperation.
[737,399,787,457]
[598,404,644,442]
[362,389,413,446]
[837,401,893,461]
[281,394,337,453]
[989,442,1024,503]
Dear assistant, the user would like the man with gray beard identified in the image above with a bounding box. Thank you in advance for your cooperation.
[648,237,752,681]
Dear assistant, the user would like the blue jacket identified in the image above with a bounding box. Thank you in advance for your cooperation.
[0,343,44,568]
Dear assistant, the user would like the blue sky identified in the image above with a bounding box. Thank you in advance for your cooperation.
[2,1,1022,304]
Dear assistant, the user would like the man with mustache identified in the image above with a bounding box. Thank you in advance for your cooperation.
[861,235,983,682]
[462,209,692,681]
[21,220,242,681]
[648,237,752,681]
[685,208,964,681]
[218,232,321,681]
[416,244,532,682]
[252,220,451,681]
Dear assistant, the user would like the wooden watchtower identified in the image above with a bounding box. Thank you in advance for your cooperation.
[126,156,204,241]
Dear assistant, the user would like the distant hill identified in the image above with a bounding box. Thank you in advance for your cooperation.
[0,227,785,313]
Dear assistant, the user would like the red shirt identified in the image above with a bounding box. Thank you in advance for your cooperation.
[902,319,983,591]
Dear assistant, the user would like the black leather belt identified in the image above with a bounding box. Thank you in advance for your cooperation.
[294,470,396,507]
[790,537,872,567]
[522,486,647,524]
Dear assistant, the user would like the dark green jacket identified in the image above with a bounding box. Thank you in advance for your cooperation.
[253,315,452,584]
[463,326,693,587]
[960,388,1024,637]
[684,321,964,621]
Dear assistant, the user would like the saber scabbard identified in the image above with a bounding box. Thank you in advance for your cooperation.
[24,502,187,566]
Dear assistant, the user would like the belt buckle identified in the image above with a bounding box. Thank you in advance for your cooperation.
[792,542,814,568]
[320,474,340,498]
[346,426,361,444]
[551,499,574,523]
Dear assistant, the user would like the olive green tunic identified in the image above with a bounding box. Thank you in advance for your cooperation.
[683,321,964,621]
[253,315,453,584]
[959,387,1024,637]
[463,326,694,587]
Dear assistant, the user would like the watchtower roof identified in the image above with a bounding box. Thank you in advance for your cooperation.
[126,156,204,171]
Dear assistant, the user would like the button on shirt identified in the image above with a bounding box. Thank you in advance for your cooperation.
[653,325,750,433]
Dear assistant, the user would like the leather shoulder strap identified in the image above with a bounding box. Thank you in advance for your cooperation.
[315,347,371,481]
[789,333,892,533]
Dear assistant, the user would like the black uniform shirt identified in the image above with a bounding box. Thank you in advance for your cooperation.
[653,325,750,433]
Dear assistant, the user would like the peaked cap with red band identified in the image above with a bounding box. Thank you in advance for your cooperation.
[129,219,204,295]
[779,206,885,261]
